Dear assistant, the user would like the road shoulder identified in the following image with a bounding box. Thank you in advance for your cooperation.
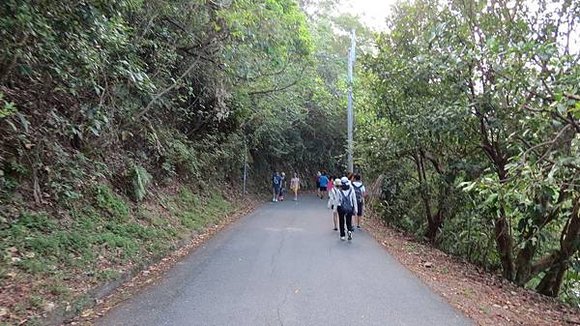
[366,216,579,326]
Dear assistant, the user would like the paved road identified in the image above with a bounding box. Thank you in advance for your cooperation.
[98,195,471,326]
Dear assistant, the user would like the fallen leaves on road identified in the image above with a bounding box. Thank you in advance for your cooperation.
[366,215,580,326]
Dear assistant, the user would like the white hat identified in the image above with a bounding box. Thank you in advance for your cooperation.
[340,177,350,185]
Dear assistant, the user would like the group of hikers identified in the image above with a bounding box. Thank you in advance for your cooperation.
[271,170,366,242]
[271,172,301,202]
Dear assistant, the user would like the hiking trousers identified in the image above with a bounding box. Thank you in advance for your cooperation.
[337,207,354,237]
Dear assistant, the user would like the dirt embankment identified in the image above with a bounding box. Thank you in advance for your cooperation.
[1,183,263,326]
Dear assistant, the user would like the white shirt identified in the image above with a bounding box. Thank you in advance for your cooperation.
[290,177,300,189]
[352,181,366,203]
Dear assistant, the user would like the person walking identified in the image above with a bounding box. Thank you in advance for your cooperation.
[315,171,321,197]
[328,178,341,231]
[352,174,366,228]
[272,172,281,202]
[336,177,357,241]
[318,172,329,199]
[278,172,286,201]
[327,175,334,193]
[290,173,300,201]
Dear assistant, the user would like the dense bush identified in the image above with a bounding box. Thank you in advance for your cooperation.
[0,0,348,204]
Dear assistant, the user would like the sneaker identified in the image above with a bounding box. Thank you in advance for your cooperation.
[340,236,346,241]
[347,231,352,240]
[357,225,361,229]
[333,228,338,231]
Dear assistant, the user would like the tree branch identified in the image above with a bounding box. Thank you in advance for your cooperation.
[133,56,202,120]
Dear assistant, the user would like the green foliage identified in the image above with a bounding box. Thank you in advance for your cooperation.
[169,188,232,231]
[129,165,152,202]
[0,92,17,119]
[360,0,580,299]
[94,185,130,221]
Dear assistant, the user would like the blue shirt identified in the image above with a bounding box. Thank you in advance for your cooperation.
[319,175,329,187]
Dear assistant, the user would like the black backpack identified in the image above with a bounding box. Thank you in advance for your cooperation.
[340,189,354,214]
[353,184,363,203]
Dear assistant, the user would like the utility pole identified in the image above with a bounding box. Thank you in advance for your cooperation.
[243,141,248,195]
[347,29,356,174]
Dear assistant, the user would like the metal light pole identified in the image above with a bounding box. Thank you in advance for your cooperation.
[347,29,356,174]
[243,141,248,195]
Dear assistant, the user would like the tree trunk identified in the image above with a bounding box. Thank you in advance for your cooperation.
[536,261,567,297]
[514,242,536,285]
[495,207,515,280]
[535,196,580,296]
[419,153,439,243]
[494,156,515,280]
[426,210,443,242]
[413,152,435,241]
[477,113,515,280]
[514,186,568,285]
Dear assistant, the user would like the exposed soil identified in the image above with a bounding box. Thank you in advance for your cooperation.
[366,215,580,326]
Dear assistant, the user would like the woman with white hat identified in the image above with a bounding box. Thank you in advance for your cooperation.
[336,176,358,241]
[328,178,341,231]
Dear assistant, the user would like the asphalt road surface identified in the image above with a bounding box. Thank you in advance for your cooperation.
[98,194,471,326]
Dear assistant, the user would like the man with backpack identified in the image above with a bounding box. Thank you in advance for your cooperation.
[337,176,357,241]
[318,172,329,199]
[278,172,286,201]
[272,172,281,202]
[352,174,366,229]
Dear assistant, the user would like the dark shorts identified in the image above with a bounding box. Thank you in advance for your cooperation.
[319,186,327,191]
[356,202,364,216]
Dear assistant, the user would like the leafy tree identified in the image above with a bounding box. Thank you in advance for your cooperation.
[360,0,580,298]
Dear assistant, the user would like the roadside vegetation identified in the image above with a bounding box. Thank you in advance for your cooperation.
[1,184,235,324]
[358,0,580,305]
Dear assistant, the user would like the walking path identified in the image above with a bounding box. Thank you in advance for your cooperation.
[98,195,471,325]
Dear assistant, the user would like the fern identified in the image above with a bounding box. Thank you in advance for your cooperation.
[130,165,152,202]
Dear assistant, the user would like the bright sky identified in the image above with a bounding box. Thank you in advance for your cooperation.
[338,0,398,30]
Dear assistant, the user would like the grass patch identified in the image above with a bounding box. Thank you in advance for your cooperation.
[47,281,71,297]
[96,269,121,282]
[1,183,239,324]
[172,189,232,231]
[94,185,130,221]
